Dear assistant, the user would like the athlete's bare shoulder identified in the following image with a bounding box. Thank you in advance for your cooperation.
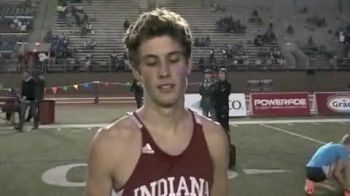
[195,113,229,153]
[87,114,142,194]
[89,114,141,162]
[196,113,226,139]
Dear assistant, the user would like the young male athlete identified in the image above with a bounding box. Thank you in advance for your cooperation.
[305,134,350,195]
[87,8,229,196]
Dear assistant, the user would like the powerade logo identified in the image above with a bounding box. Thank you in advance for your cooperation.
[327,96,350,113]
[254,98,307,106]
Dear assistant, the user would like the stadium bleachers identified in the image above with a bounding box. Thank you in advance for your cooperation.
[51,0,286,71]
[0,0,346,72]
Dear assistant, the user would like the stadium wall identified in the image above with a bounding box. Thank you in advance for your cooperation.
[0,71,349,97]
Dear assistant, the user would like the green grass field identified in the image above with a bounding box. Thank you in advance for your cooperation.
[0,104,349,196]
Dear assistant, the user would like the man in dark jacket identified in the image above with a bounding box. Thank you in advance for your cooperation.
[16,70,39,131]
[213,67,231,131]
[212,67,236,168]
[199,69,216,119]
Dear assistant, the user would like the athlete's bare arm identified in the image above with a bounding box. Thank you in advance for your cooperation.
[87,127,115,196]
[334,159,348,189]
[202,117,230,196]
[87,116,141,196]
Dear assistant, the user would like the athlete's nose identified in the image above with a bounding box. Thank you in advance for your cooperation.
[158,61,171,78]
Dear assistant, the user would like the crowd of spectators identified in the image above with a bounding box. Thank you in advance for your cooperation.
[216,16,246,33]
[48,33,77,63]
[257,47,283,65]
[57,3,94,36]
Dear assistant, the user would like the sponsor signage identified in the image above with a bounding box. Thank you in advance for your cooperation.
[316,92,350,115]
[185,93,247,117]
[251,92,310,116]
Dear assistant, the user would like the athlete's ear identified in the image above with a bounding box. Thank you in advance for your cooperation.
[186,58,192,76]
[131,67,142,81]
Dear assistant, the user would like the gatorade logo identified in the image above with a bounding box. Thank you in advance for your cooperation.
[327,96,350,113]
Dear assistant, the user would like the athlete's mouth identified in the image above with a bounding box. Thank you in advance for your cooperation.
[158,84,175,90]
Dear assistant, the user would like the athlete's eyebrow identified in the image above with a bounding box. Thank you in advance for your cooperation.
[166,51,184,57]
[140,51,184,60]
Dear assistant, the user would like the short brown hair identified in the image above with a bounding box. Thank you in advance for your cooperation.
[340,134,350,145]
[123,8,192,70]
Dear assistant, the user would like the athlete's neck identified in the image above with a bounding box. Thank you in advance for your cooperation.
[138,97,187,134]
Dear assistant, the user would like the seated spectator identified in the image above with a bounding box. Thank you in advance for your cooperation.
[84,54,92,71]
[84,38,96,50]
[248,9,263,25]
[80,23,93,36]
[194,37,200,47]
[209,49,216,65]
[110,50,118,69]
[263,28,277,44]
[339,32,345,43]
[308,35,315,46]
[254,35,264,46]
[287,25,294,34]
[194,35,211,47]
[198,57,205,70]
[82,13,89,25]
[205,35,211,46]
[306,16,326,27]
[65,10,73,26]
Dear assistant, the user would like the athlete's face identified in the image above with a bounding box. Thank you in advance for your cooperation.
[134,35,191,108]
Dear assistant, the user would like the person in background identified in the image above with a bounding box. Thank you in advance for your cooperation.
[212,67,231,131]
[17,70,39,131]
[212,67,236,168]
[199,68,216,119]
[130,79,143,108]
[5,88,20,122]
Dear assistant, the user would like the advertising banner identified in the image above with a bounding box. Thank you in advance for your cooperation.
[316,92,350,116]
[251,92,310,116]
[185,94,247,117]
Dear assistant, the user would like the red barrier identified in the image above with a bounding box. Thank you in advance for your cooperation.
[316,92,350,116]
[251,92,310,116]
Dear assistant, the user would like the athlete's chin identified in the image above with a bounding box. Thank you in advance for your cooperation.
[155,96,182,108]
[157,99,179,108]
